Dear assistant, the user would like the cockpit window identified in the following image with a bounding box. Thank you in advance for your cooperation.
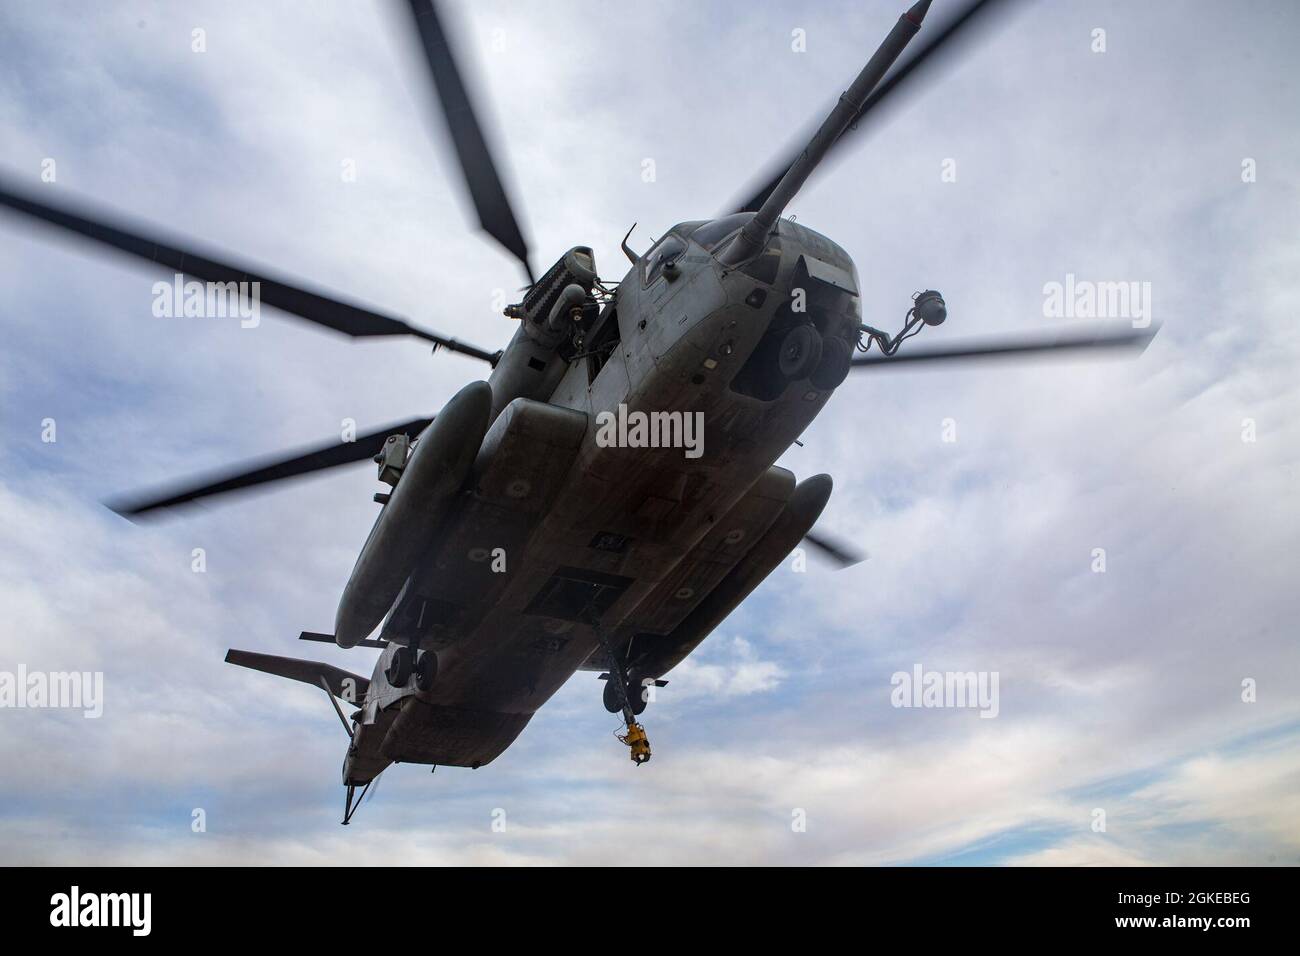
[692,213,754,252]
[642,235,685,286]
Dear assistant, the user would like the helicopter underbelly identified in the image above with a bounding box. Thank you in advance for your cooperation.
[363,366,831,766]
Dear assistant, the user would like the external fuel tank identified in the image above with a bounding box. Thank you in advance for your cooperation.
[334,380,493,648]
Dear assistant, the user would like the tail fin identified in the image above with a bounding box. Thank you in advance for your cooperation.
[225,649,369,704]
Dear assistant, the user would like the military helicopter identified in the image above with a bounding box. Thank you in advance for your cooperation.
[0,0,1154,824]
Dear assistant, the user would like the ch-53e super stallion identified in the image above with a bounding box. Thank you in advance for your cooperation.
[0,0,1154,823]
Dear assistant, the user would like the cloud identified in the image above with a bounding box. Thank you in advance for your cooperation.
[666,636,785,702]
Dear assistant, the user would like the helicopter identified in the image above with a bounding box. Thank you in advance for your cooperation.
[0,0,1155,824]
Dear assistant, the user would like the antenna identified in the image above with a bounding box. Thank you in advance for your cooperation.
[620,222,642,264]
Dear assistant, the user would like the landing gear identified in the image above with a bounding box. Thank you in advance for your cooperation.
[776,323,823,381]
[594,630,652,765]
[385,645,412,687]
[810,335,852,390]
[384,645,437,691]
[414,649,438,691]
[602,676,620,713]
[603,672,647,716]
[342,779,372,825]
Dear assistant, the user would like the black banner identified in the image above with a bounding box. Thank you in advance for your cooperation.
[0,866,1284,942]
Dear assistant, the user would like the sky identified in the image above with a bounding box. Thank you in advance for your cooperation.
[0,0,1297,865]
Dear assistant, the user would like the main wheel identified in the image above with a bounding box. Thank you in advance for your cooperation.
[414,650,438,691]
[602,676,622,714]
[776,324,823,381]
[627,677,648,716]
[385,646,412,688]
[810,335,852,390]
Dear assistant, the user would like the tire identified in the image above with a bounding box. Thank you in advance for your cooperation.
[810,335,852,390]
[385,646,412,688]
[414,650,438,692]
[627,678,648,716]
[602,677,622,713]
[776,324,823,381]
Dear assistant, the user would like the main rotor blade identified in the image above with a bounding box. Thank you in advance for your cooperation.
[364,769,386,805]
[403,0,534,282]
[851,323,1158,369]
[108,416,434,519]
[729,0,1015,215]
[803,530,867,569]
[0,176,500,365]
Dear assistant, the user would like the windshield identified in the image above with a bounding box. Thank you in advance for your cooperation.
[692,213,754,252]
[642,235,685,285]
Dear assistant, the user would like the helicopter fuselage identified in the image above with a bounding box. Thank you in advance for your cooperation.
[340,216,861,781]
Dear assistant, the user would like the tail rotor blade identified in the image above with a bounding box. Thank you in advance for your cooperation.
[108,416,434,519]
[403,0,534,282]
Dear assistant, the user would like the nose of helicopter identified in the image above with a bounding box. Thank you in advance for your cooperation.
[697,217,862,397]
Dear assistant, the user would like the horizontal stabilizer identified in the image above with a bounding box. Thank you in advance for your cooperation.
[225,649,369,703]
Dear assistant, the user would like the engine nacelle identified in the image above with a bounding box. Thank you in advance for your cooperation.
[505,246,598,347]
[334,380,493,648]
